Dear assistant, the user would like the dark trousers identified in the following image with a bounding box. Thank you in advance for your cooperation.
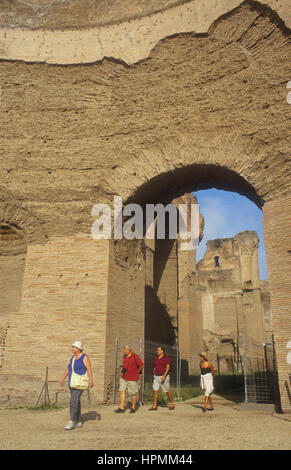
[69,387,83,422]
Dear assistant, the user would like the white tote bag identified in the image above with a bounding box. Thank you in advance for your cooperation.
[70,356,89,390]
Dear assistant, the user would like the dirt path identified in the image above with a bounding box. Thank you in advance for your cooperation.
[0,394,290,450]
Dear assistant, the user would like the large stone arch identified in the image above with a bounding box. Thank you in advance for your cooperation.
[0,202,48,247]
[0,219,27,330]
[114,160,290,411]
[0,203,47,368]
[0,0,290,409]
[0,202,47,315]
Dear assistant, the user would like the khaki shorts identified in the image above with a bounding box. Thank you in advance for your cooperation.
[119,377,139,396]
[153,374,170,393]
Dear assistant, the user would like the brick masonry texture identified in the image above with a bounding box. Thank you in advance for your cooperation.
[2,236,110,401]
[0,1,290,411]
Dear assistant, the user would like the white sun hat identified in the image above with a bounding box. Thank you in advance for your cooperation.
[72,340,83,351]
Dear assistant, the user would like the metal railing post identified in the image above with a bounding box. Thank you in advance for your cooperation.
[139,337,143,406]
[113,337,118,405]
[176,344,179,394]
[243,334,248,404]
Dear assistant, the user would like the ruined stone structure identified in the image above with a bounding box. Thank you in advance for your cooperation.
[197,231,270,371]
[0,1,290,411]
[260,280,273,345]
[144,192,204,376]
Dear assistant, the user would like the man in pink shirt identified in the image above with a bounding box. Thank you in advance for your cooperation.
[148,346,175,411]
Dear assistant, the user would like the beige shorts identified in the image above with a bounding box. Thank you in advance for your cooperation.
[153,374,170,393]
[119,377,140,396]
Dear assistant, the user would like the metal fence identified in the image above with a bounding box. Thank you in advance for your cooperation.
[111,334,281,410]
[239,333,281,410]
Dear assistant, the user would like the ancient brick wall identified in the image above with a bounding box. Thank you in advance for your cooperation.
[0,0,289,410]
[104,239,146,403]
[263,195,291,413]
[2,236,110,402]
[144,193,204,373]
[0,254,26,318]
[177,248,203,373]
[197,231,267,371]
[261,281,273,344]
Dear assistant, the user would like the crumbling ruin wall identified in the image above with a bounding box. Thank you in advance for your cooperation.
[261,280,273,344]
[0,1,289,64]
[197,231,268,370]
[144,192,204,374]
[0,0,290,409]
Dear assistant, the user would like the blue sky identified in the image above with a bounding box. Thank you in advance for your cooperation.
[194,189,268,280]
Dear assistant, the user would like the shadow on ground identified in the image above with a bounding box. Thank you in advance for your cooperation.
[81,410,101,422]
[216,389,244,404]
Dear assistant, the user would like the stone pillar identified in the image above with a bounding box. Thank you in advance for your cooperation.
[104,238,145,403]
[235,231,264,344]
[177,245,203,373]
[154,238,178,337]
[263,195,291,413]
[235,231,260,290]
[173,193,204,373]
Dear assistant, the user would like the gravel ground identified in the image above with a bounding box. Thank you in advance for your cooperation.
[0,394,290,451]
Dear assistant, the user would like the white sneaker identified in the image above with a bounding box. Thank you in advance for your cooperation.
[64,420,75,430]
[74,422,83,428]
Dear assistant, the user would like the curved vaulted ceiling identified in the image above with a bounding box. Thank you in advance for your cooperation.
[0,0,289,64]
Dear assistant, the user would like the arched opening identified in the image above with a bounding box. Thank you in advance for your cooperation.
[118,163,277,403]
[214,256,221,268]
[0,222,28,369]
[0,222,27,317]
[0,0,289,413]
[125,164,263,209]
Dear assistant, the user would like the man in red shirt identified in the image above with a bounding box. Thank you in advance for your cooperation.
[115,345,144,414]
[148,346,175,411]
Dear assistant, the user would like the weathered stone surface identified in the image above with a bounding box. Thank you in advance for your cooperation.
[197,231,267,369]
[0,1,290,64]
[0,2,290,238]
[0,0,189,29]
[260,280,273,344]
[0,0,290,411]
